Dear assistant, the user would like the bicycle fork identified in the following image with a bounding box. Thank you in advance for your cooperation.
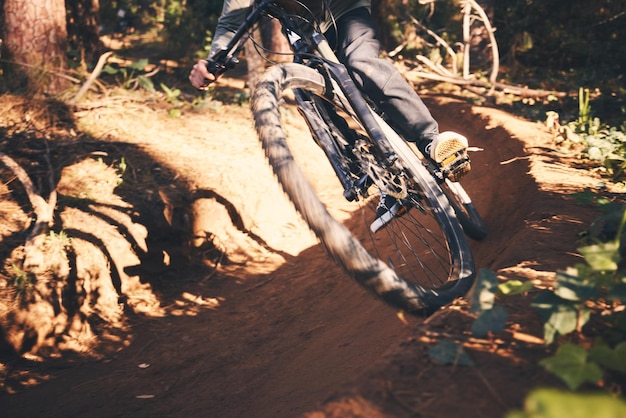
[294,89,370,201]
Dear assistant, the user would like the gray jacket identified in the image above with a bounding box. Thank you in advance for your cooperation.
[209,0,371,57]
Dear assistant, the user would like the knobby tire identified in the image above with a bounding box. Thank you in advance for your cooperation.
[252,63,476,315]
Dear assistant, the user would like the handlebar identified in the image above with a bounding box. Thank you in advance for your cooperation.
[204,0,276,80]
[206,48,239,78]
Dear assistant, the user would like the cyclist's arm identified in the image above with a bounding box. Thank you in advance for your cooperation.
[209,0,253,58]
[190,0,251,90]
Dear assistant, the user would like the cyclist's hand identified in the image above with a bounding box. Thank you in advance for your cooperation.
[189,59,216,91]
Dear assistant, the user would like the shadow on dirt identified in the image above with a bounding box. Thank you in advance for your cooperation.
[0,91,607,417]
[0,97,279,363]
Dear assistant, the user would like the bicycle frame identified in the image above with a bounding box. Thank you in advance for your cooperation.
[219,0,480,313]
[208,1,405,198]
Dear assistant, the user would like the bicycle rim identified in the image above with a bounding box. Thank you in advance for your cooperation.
[253,63,475,314]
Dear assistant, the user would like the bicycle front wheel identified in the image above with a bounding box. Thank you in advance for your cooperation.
[440,179,488,240]
[252,63,476,315]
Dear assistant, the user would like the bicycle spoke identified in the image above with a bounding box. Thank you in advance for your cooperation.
[361,193,452,288]
[253,62,475,314]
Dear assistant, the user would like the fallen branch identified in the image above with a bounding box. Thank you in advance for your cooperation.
[71,51,114,103]
[0,152,54,228]
[414,55,454,78]
[0,149,57,271]
[461,0,500,94]
[404,69,567,98]
[409,15,458,75]
[394,0,503,97]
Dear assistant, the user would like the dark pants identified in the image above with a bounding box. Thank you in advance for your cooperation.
[325,7,439,148]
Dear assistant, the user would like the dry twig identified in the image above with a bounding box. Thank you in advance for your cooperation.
[0,148,57,271]
[395,1,563,99]
[71,51,114,103]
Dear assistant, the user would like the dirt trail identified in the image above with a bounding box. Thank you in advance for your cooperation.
[0,82,611,417]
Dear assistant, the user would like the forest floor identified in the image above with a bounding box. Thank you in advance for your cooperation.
[0,36,624,417]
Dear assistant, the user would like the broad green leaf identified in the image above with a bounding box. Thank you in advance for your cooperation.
[470,268,498,313]
[471,305,508,337]
[539,343,603,390]
[578,241,620,271]
[532,291,589,344]
[128,58,149,70]
[137,75,155,93]
[428,341,474,366]
[531,290,563,311]
[505,388,626,418]
[570,189,596,205]
[102,64,119,75]
[498,279,534,296]
[589,341,626,373]
[544,305,590,345]
[554,271,599,301]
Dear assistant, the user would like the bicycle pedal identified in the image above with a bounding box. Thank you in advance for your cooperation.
[445,155,472,182]
[443,153,471,182]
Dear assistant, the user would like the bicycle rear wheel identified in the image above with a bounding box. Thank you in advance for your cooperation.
[407,142,487,241]
[252,63,475,315]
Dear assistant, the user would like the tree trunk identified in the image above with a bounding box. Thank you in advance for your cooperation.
[3,0,69,93]
[244,27,264,96]
[66,0,103,67]
[261,17,290,63]
[245,17,290,96]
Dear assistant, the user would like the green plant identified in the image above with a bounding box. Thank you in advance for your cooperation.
[547,89,626,183]
[160,83,182,105]
[451,199,625,393]
[11,264,35,297]
[96,156,127,187]
[466,201,626,415]
[115,157,127,186]
[528,205,625,391]
[44,230,72,255]
[102,58,156,92]
[506,388,626,418]
[160,83,183,117]
[465,269,502,337]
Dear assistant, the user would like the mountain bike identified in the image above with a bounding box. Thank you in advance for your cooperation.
[206,0,486,315]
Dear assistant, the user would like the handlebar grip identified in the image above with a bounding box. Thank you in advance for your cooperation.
[203,56,240,88]
[206,59,225,76]
[206,48,239,77]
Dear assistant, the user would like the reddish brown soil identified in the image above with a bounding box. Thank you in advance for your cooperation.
[0,75,619,418]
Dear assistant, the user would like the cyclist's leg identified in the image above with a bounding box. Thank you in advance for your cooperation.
[253,63,476,314]
[331,8,470,182]
[328,8,470,228]
[330,8,438,148]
